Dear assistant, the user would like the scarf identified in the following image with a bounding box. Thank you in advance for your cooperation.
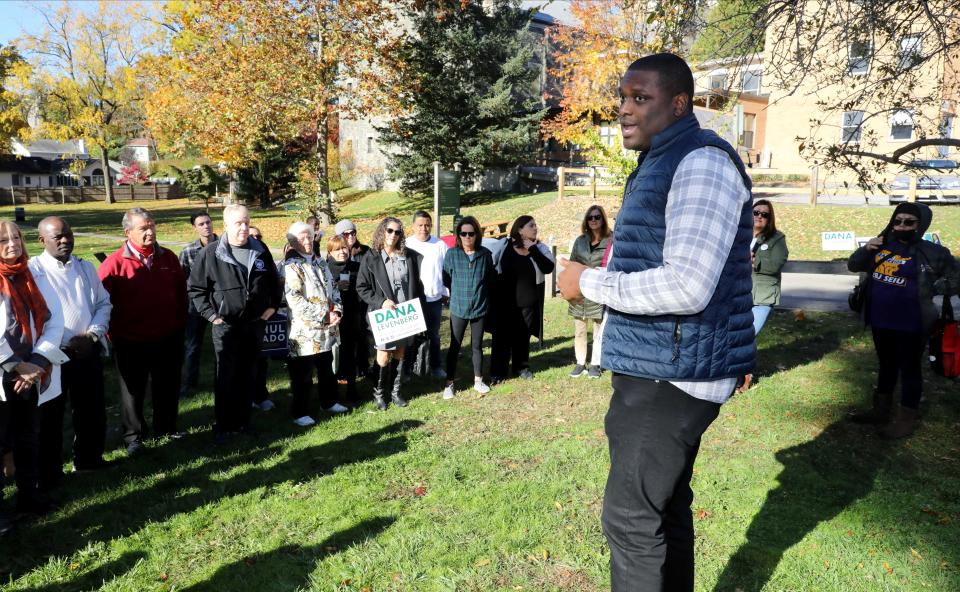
[128,241,155,258]
[0,254,49,346]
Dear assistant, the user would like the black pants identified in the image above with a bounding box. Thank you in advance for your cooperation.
[288,351,337,418]
[0,385,41,504]
[183,312,208,387]
[491,306,532,377]
[211,320,264,433]
[253,357,269,405]
[39,352,106,487]
[602,374,720,592]
[446,315,485,380]
[114,332,184,445]
[336,318,358,401]
[872,327,925,409]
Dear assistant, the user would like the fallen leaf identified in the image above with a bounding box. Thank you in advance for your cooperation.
[413,486,427,497]
[696,508,711,521]
[340,579,352,586]
[554,501,563,511]
[70,563,80,571]
[883,561,894,575]
[824,560,830,568]
[911,548,923,561]
[542,549,550,560]
[159,573,169,582]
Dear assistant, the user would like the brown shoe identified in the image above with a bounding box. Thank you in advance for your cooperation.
[879,405,919,440]
[848,390,893,425]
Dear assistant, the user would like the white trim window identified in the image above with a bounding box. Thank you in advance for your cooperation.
[841,110,865,143]
[938,115,954,157]
[366,136,375,155]
[709,73,727,91]
[848,39,872,76]
[889,109,914,141]
[741,70,761,94]
[897,34,922,70]
[598,123,617,147]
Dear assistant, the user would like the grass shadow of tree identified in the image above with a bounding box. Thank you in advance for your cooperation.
[179,516,396,591]
[713,421,889,591]
[18,551,147,592]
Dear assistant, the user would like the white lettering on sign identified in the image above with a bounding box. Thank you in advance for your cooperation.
[821,231,855,251]
[368,298,427,345]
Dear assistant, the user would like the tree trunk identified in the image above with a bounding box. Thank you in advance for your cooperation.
[317,113,332,224]
[99,144,114,204]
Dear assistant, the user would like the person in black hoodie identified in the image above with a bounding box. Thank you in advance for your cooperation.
[847,202,959,438]
[326,233,361,406]
[188,205,281,442]
[356,217,424,410]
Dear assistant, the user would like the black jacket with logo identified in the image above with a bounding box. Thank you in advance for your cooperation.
[188,235,282,325]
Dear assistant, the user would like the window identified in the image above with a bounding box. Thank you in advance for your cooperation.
[598,123,617,147]
[841,110,864,143]
[11,174,20,186]
[848,39,872,75]
[48,176,54,187]
[709,73,727,91]
[91,168,105,186]
[889,109,913,140]
[740,113,757,148]
[938,116,954,157]
[24,176,31,185]
[365,136,374,154]
[741,70,761,94]
[898,34,922,70]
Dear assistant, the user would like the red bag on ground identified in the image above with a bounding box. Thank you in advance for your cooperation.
[929,295,960,379]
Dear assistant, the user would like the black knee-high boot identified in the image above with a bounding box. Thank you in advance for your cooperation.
[391,360,408,407]
[373,364,391,410]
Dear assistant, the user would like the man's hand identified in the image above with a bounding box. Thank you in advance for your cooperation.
[66,334,95,359]
[212,317,225,325]
[557,257,586,303]
[260,307,276,321]
[13,362,45,394]
[382,299,396,310]
[337,279,350,291]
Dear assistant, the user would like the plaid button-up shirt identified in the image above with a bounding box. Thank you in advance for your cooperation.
[180,234,217,313]
[580,147,751,404]
[443,246,496,320]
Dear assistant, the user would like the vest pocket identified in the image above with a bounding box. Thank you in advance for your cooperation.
[671,318,682,363]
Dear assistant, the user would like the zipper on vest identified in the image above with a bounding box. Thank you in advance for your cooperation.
[671,319,682,362]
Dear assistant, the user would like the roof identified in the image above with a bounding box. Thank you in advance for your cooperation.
[0,155,54,174]
[17,139,88,157]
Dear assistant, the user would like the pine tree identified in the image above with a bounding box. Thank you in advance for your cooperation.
[378,0,545,195]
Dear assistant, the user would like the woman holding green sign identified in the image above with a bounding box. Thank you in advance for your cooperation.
[357,217,425,411]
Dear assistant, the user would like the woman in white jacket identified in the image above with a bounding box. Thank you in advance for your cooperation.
[0,221,67,523]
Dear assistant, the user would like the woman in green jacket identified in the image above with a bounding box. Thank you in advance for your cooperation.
[568,205,611,379]
[751,199,788,334]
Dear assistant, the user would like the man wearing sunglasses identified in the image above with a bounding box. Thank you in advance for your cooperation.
[557,53,754,591]
[848,202,959,438]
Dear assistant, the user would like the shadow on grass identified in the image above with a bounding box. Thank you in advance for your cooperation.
[713,421,889,592]
[755,331,843,379]
[2,421,421,582]
[180,516,396,591]
[19,551,147,592]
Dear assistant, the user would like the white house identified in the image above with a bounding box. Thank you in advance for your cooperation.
[3,139,123,188]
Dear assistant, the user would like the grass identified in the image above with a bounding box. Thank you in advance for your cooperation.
[0,195,958,590]
[1,300,958,591]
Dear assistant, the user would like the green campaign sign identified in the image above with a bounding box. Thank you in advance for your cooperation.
[438,169,460,215]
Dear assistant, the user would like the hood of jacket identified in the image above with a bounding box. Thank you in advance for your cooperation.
[880,202,932,243]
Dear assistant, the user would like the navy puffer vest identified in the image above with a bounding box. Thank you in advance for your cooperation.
[601,114,755,380]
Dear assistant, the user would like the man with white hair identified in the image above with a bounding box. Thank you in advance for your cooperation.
[188,205,281,442]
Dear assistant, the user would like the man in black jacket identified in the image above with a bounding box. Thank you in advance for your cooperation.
[188,205,281,441]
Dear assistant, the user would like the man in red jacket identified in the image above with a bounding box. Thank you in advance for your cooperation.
[98,207,187,456]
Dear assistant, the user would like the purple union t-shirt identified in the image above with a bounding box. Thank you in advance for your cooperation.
[868,241,922,332]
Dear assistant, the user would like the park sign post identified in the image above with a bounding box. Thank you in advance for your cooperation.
[368,298,428,345]
[433,161,461,237]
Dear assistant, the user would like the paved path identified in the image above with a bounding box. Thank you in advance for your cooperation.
[779,272,960,313]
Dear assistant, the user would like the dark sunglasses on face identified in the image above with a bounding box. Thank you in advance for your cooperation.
[341,230,356,237]
[587,214,602,221]
[894,217,918,227]
[459,231,476,237]
[385,227,401,235]
[753,210,770,219]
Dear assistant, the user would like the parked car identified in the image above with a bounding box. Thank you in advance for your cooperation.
[890,159,960,203]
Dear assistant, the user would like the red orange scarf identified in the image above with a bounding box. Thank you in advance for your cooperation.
[0,254,48,346]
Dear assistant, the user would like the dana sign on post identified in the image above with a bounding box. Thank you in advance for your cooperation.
[821,231,856,251]
[368,298,427,345]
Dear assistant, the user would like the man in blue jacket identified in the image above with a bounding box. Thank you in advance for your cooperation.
[559,53,755,591]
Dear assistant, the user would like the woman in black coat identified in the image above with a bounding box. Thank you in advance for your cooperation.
[326,233,362,406]
[356,217,425,410]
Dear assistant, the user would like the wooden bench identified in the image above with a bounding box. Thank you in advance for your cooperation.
[481,220,510,238]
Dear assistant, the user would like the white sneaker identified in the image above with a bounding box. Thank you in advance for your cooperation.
[442,384,456,400]
[325,403,350,414]
[292,415,316,427]
[473,380,491,394]
[257,400,275,411]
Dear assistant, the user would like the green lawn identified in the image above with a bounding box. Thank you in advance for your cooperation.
[0,195,958,590]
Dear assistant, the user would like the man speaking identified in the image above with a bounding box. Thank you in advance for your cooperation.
[558,53,754,591]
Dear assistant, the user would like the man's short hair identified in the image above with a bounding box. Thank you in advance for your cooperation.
[412,210,432,224]
[190,211,212,226]
[628,53,694,113]
[223,204,248,223]
[122,207,154,231]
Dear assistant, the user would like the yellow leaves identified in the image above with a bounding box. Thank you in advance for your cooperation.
[910,548,923,562]
[883,561,894,575]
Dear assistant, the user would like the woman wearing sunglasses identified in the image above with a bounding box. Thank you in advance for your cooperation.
[567,205,612,379]
[357,217,425,410]
[441,216,496,399]
[847,202,960,438]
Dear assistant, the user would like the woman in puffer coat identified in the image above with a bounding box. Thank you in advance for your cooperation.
[847,202,959,439]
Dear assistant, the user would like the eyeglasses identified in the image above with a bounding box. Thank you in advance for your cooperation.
[753,210,770,219]
[384,227,401,235]
[587,214,602,221]
[893,217,918,227]
[459,231,476,237]
[341,230,356,237]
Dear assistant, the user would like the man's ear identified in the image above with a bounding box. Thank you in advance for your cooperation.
[673,93,689,118]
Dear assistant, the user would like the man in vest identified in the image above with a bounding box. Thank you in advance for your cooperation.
[558,53,754,591]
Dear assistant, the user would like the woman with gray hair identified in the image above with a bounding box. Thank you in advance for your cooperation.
[283,221,348,426]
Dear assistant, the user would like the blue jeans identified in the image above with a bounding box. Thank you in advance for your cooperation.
[752,305,772,335]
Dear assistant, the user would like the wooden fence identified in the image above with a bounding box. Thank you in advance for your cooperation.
[1,184,185,205]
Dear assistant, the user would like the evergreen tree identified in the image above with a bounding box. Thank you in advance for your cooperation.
[378,0,545,195]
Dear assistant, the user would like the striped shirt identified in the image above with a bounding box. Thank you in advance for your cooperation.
[580,146,751,404]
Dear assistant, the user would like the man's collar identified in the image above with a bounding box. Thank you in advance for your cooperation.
[39,250,74,268]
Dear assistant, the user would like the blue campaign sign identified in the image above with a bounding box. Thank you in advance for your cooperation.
[261,311,288,357]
